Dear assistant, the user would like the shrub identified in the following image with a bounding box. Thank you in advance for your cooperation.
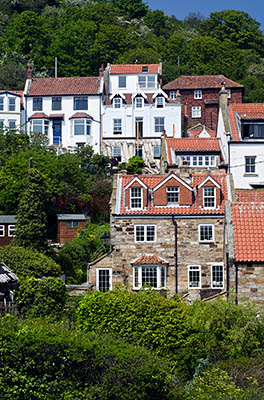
[125,156,145,174]
[16,277,67,320]
[0,317,178,400]
[0,245,62,279]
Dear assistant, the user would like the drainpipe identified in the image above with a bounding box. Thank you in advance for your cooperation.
[235,261,238,305]
[172,216,178,294]
[226,252,230,299]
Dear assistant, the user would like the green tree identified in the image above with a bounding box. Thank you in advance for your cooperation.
[111,0,148,19]
[13,168,48,253]
[125,156,145,174]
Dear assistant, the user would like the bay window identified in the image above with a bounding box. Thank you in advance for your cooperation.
[31,119,49,135]
[73,119,91,135]
[133,265,166,289]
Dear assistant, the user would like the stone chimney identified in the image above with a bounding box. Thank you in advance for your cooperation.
[26,64,32,80]
[183,103,188,137]
[160,130,167,174]
[175,89,181,103]
[219,81,228,108]
[99,64,104,77]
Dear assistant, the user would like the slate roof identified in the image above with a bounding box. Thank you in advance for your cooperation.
[228,103,264,141]
[0,262,19,284]
[131,253,168,265]
[235,190,264,202]
[232,202,264,262]
[118,173,228,216]
[0,216,17,224]
[57,214,86,221]
[163,75,243,90]
[27,77,100,96]
[110,64,159,74]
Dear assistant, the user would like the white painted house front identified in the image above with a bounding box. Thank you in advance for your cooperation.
[217,95,264,189]
[24,67,103,152]
[102,64,181,165]
[0,90,23,132]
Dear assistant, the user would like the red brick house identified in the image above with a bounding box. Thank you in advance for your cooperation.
[88,171,231,300]
[163,75,243,130]
[57,214,86,243]
[0,216,17,246]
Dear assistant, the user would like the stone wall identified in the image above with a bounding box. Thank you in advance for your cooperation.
[229,263,264,304]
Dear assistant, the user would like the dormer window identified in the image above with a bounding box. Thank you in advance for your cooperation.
[156,96,165,108]
[130,187,142,209]
[135,97,143,109]
[194,90,202,99]
[142,66,148,73]
[113,97,122,109]
[166,186,179,205]
[203,186,215,208]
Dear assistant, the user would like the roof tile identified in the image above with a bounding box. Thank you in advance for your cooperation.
[163,75,243,90]
[228,103,264,141]
[27,77,100,96]
[110,64,159,74]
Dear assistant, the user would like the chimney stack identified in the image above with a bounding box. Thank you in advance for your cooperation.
[99,64,104,77]
[219,81,228,108]
[26,64,32,80]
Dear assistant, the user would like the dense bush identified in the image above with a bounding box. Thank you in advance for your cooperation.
[16,277,67,320]
[0,245,61,279]
[76,290,264,379]
[0,316,178,399]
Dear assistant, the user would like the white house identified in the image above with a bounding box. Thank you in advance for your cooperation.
[217,87,264,189]
[102,63,182,165]
[0,90,23,132]
[23,66,103,152]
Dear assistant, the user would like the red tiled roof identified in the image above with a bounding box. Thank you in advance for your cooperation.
[27,77,100,96]
[232,202,264,262]
[228,103,264,141]
[235,190,264,202]
[110,64,159,74]
[29,112,49,119]
[166,138,221,165]
[49,114,64,119]
[69,112,93,119]
[163,75,243,90]
[132,253,168,265]
[105,93,177,105]
[119,173,228,216]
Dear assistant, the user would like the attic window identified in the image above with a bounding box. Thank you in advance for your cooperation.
[142,66,148,73]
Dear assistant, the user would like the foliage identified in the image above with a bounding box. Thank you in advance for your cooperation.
[16,276,67,319]
[0,316,178,399]
[0,245,61,279]
[125,155,145,174]
[56,223,109,283]
[13,168,48,253]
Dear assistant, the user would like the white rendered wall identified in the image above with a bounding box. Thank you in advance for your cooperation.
[216,108,229,164]
[109,74,158,94]
[25,95,102,153]
[230,142,264,188]
[0,93,21,130]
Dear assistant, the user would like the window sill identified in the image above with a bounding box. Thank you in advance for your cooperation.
[199,241,214,244]
[243,173,258,177]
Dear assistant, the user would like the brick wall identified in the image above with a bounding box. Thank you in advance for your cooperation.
[58,220,86,243]
[153,178,192,206]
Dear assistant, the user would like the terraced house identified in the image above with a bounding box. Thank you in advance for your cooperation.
[88,171,231,301]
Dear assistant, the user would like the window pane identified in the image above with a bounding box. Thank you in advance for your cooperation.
[189,265,200,287]
[200,225,213,241]
[212,265,224,288]
[113,119,122,133]
[135,226,145,241]
[204,187,215,208]
[74,119,85,135]
[74,96,88,110]
[146,226,155,241]
[9,98,16,111]
[33,98,42,111]
[142,266,157,287]
[167,186,179,204]
[119,76,126,88]
[134,267,139,287]
[155,117,164,133]
[98,269,110,292]
[147,76,155,88]
[52,97,61,110]
[131,187,142,208]
[0,97,3,111]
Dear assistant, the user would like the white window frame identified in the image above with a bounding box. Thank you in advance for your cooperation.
[33,97,43,111]
[188,265,201,289]
[135,97,144,109]
[203,186,216,209]
[245,156,256,174]
[8,225,15,237]
[113,118,122,134]
[192,106,201,118]
[180,155,216,167]
[73,96,88,111]
[130,187,142,209]
[118,76,126,89]
[155,96,165,108]
[113,146,121,161]
[154,117,165,133]
[166,186,179,205]
[31,119,49,135]
[96,267,112,292]
[133,265,166,290]
[153,145,161,159]
[8,97,16,111]
[135,225,156,243]
[8,120,16,130]
[194,90,202,99]
[211,263,224,289]
[73,119,91,136]
[0,97,4,111]
[199,224,214,243]
[170,91,177,99]
[138,75,155,89]
[113,97,122,109]
[0,225,4,237]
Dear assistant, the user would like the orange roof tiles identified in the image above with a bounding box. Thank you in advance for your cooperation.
[228,103,264,141]
[236,190,264,202]
[119,173,228,216]
[29,112,49,119]
[166,138,221,165]
[69,112,93,119]
[187,124,216,138]
[132,253,168,265]
[27,77,100,96]
[110,64,159,74]
[163,75,243,90]
[232,202,264,262]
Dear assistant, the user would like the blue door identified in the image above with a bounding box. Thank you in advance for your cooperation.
[53,120,62,145]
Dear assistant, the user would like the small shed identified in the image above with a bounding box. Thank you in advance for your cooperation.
[57,214,86,243]
[0,215,17,246]
[0,261,19,314]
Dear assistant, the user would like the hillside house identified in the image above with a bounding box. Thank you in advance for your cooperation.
[0,216,17,246]
[0,90,24,132]
[88,171,231,300]
[163,75,243,130]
